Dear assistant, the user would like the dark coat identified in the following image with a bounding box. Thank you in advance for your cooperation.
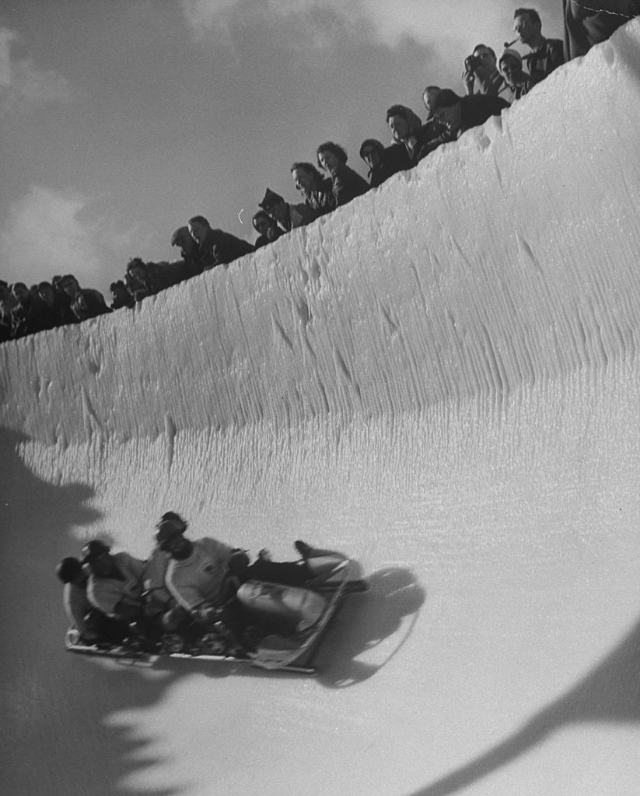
[254,227,284,249]
[459,94,510,135]
[197,229,254,270]
[407,120,458,165]
[25,296,64,334]
[563,0,640,59]
[369,144,411,188]
[71,290,111,322]
[305,177,336,218]
[473,69,512,101]
[330,165,369,207]
[523,39,565,84]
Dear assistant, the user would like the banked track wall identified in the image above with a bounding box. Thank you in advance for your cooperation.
[2,26,640,443]
[2,22,640,796]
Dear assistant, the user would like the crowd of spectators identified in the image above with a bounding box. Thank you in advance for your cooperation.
[2,6,637,345]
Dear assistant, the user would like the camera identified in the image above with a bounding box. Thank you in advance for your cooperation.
[464,54,481,72]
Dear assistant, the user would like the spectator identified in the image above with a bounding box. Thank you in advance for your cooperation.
[252,211,283,249]
[59,274,110,322]
[563,0,640,60]
[386,105,434,166]
[110,280,135,310]
[0,280,12,342]
[463,44,512,100]
[359,139,387,188]
[420,86,457,155]
[359,139,409,188]
[423,85,442,119]
[171,226,198,261]
[258,189,315,232]
[316,141,370,207]
[431,88,510,139]
[72,292,113,323]
[50,276,77,326]
[290,162,335,218]
[125,259,157,301]
[188,215,254,271]
[27,282,66,333]
[7,282,33,338]
[499,48,534,100]
[170,226,203,278]
[125,257,186,301]
[514,8,564,84]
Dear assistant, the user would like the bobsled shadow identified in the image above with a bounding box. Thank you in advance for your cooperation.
[315,566,426,688]
[405,611,640,796]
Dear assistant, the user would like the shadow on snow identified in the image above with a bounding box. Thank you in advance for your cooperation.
[0,428,182,796]
[407,611,640,795]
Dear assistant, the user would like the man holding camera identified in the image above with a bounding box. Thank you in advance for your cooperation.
[463,44,513,101]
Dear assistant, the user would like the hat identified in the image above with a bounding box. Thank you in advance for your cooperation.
[499,48,522,68]
[258,189,284,212]
[82,539,111,563]
[155,513,187,549]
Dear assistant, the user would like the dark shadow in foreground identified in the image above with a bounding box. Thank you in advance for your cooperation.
[407,613,640,796]
[0,428,184,796]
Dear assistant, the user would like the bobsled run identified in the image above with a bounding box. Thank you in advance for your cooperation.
[65,552,368,675]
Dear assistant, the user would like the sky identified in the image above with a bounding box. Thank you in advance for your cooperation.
[0,0,564,297]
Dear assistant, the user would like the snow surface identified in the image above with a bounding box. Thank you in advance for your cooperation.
[2,21,640,796]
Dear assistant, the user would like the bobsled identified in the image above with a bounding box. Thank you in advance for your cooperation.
[65,551,367,675]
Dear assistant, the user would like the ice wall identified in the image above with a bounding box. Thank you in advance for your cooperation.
[2,27,640,444]
[2,22,640,796]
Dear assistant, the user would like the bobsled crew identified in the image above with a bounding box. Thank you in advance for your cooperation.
[57,512,366,672]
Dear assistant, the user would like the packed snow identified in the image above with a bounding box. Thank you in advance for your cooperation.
[2,21,640,796]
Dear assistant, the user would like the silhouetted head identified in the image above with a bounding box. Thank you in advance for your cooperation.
[56,556,84,584]
[422,86,442,118]
[156,512,192,559]
[82,539,114,577]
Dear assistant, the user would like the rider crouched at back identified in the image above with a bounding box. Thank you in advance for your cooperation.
[81,538,183,648]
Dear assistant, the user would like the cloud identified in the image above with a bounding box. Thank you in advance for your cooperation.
[0,186,136,288]
[179,0,508,52]
[0,26,75,113]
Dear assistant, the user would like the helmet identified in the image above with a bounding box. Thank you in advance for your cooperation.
[56,556,83,583]
[82,539,111,563]
[156,512,187,549]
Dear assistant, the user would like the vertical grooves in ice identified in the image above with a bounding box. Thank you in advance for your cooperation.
[1,24,640,448]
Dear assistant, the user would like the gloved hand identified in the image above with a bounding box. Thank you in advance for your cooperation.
[227,549,250,577]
